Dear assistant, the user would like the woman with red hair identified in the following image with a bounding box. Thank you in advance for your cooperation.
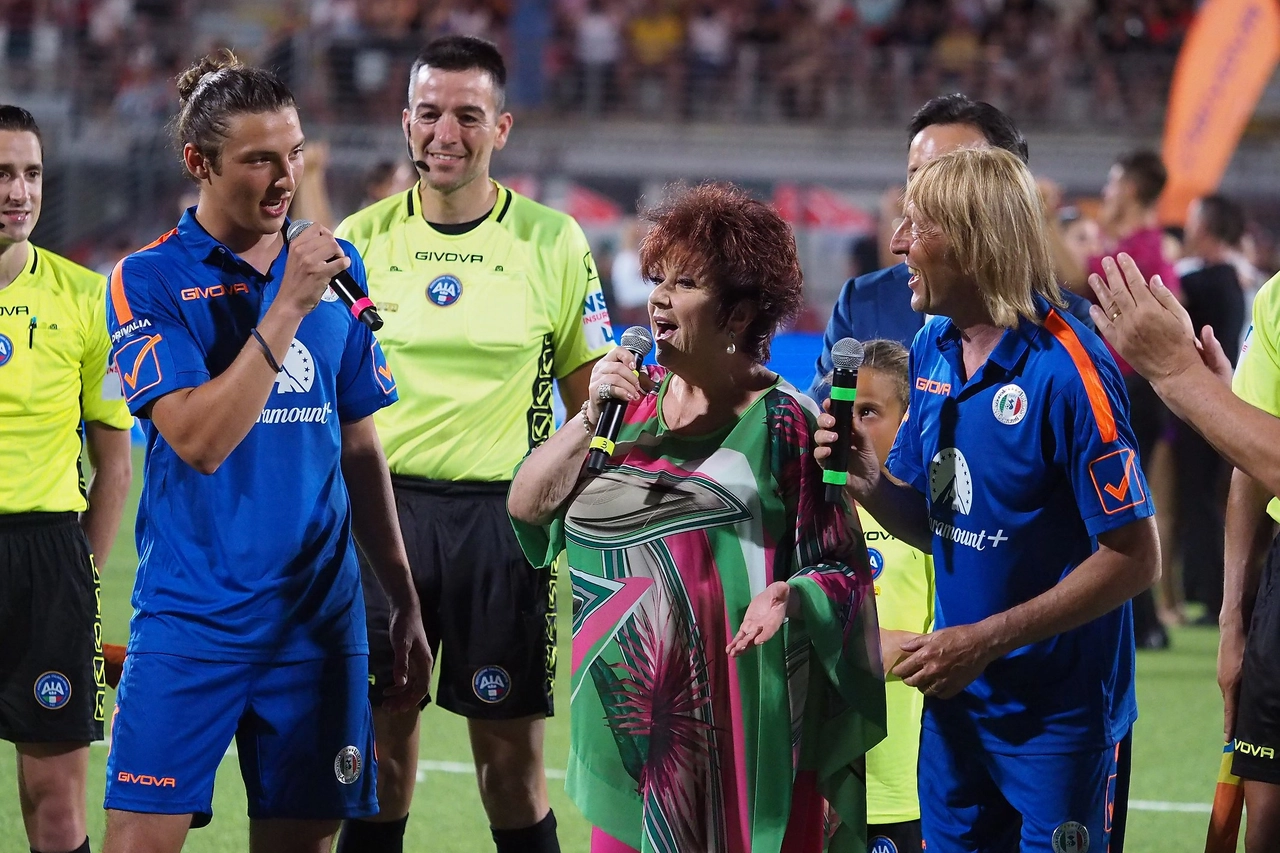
[509,183,885,853]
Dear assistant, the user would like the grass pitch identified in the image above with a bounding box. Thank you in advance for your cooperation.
[0,451,1244,851]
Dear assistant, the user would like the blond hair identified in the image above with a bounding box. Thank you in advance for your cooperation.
[904,147,1062,328]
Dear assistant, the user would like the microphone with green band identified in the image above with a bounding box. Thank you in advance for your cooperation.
[824,337,866,503]
[586,326,654,475]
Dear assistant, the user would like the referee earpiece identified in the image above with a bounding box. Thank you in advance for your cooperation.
[406,136,429,173]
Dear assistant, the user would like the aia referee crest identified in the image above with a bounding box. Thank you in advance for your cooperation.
[33,671,72,710]
[427,274,462,307]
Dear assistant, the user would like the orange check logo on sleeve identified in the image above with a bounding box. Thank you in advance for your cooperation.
[115,334,164,402]
[1089,448,1145,514]
[372,343,396,395]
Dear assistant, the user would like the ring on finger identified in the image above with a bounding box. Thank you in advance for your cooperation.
[597,382,612,402]
[1109,308,1122,321]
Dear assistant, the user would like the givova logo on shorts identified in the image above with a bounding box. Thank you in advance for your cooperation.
[33,671,71,710]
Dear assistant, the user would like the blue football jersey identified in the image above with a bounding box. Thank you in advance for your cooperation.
[106,210,398,662]
[886,297,1152,753]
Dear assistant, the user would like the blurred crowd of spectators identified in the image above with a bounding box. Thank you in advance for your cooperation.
[0,0,1197,127]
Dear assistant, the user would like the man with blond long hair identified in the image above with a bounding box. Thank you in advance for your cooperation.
[815,147,1160,853]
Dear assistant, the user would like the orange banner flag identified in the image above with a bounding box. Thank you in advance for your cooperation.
[1160,0,1280,224]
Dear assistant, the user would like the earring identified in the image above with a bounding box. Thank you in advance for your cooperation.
[726,331,736,355]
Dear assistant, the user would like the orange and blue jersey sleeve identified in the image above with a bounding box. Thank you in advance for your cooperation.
[885,335,927,495]
[1045,311,1154,537]
[334,240,398,422]
[106,254,210,416]
[80,273,134,430]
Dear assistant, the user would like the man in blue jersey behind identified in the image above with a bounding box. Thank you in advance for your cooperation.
[816,147,1159,853]
[101,53,431,853]
[809,93,1095,402]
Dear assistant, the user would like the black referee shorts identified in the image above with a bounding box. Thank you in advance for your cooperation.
[360,477,555,720]
[1233,531,1280,782]
[0,512,105,743]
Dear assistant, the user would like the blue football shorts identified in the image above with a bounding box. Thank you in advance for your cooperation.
[104,652,377,826]
[920,725,1130,853]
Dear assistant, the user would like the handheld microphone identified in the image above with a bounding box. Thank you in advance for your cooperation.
[823,337,866,503]
[586,326,654,475]
[286,219,384,331]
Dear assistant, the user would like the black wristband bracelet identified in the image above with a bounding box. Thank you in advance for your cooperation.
[250,327,282,373]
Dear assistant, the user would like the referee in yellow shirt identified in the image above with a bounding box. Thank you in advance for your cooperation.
[335,38,612,853]
[0,106,134,853]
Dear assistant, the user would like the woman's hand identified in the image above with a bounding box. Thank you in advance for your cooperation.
[726,581,793,657]
[586,345,656,424]
[813,398,884,502]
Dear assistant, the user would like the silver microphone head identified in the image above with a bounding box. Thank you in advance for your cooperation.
[285,219,315,241]
[620,326,654,358]
[831,337,865,371]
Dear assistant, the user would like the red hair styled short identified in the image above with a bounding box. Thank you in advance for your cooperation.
[639,182,803,363]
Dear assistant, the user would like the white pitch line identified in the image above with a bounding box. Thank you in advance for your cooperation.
[90,743,1210,814]
[416,760,566,783]
[1128,799,1213,813]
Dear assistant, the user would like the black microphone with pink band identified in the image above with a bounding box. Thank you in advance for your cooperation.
[285,219,384,331]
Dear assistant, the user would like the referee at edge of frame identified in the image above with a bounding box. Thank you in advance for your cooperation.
[334,36,615,853]
[0,105,134,853]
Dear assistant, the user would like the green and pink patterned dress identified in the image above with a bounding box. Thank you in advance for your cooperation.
[512,368,885,853]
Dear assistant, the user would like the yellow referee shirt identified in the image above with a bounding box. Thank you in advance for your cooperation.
[859,504,935,824]
[336,182,614,482]
[0,246,133,513]
[1234,272,1280,522]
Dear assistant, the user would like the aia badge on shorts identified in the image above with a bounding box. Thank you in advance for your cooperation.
[34,672,72,710]
[1051,821,1089,853]
[334,745,362,785]
[426,274,462,307]
[869,837,898,853]
[473,666,511,704]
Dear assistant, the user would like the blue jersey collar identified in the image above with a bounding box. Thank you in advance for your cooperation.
[934,294,1050,384]
[176,207,289,284]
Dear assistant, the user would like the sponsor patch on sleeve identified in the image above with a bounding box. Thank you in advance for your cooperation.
[581,291,614,351]
[1089,447,1145,515]
[372,342,396,395]
[114,334,164,402]
[102,360,125,400]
